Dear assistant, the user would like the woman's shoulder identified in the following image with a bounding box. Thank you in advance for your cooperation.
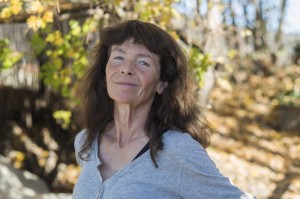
[162,130,220,177]
[74,129,88,152]
[162,130,216,172]
[162,130,206,155]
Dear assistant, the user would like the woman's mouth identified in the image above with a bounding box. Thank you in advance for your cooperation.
[114,81,138,86]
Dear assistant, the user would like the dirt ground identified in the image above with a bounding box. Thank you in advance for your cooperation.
[205,85,300,199]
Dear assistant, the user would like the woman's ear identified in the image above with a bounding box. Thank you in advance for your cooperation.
[157,81,168,94]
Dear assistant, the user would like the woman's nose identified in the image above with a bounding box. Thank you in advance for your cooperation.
[121,60,135,75]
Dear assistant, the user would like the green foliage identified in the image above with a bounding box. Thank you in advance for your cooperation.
[30,33,47,55]
[29,16,100,129]
[276,82,300,107]
[0,0,23,19]
[0,39,23,70]
[277,90,300,107]
[33,18,98,99]
[133,0,180,34]
[188,48,213,87]
[53,110,72,129]
[270,66,300,107]
[135,0,174,25]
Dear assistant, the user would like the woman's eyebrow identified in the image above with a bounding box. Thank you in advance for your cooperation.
[111,46,155,59]
[136,53,153,59]
[111,46,126,53]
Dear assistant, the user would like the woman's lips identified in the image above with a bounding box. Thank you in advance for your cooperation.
[114,81,138,86]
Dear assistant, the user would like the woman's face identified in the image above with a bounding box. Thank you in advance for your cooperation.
[105,38,165,106]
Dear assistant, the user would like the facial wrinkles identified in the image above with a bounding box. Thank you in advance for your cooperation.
[110,46,158,79]
[106,39,162,106]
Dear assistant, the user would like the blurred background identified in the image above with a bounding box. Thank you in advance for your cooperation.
[0,0,299,198]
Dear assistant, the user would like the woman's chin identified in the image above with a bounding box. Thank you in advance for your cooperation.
[113,97,138,105]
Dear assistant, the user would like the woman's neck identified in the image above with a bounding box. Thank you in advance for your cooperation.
[107,103,151,146]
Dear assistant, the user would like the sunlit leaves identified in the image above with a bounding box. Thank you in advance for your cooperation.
[0,0,22,18]
[0,39,23,70]
[42,11,53,23]
[31,17,95,130]
[134,0,176,27]
[0,0,55,23]
[273,67,300,107]
[276,88,300,107]
[69,20,81,36]
[8,150,25,168]
[26,11,54,32]
[27,0,45,13]
[82,17,100,33]
[27,15,46,31]
[53,110,72,129]
[26,13,98,129]
[188,48,213,87]
[30,33,46,54]
[46,31,64,46]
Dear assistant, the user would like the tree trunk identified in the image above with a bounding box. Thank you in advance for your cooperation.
[253,0,267,51]
[275,0,287,50]
[204,0,226,59]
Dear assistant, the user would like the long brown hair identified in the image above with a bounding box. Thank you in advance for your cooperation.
[78,20,212,167]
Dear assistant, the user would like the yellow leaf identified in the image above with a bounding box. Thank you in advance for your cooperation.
[53,56,63,68]
[27,15,39,31]
[11,5,22,15]
[39,18,47,29]
[54,31,61,37]
[11,0,20,4]
[27,15,46,31]
[9,150,25,169]
[53,110,72,129]
[55,38,64,46]
[15,151,25,161]
[46,31,63,45]
[30,0,44,13]
[54,31,63,45]
[66,50,75,58]
[46,33,55,42]
[42,11,54,23]
[64,77,71,85]
[0,7,11,18]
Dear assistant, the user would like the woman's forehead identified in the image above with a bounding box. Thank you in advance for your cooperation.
[112,39,147,50]
[110,39,159,58]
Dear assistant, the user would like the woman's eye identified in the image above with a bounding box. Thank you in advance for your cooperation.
[114,56,124,60]
[138,60,150,66]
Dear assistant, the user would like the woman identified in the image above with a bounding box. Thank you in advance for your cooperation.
[73,20,255,199]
